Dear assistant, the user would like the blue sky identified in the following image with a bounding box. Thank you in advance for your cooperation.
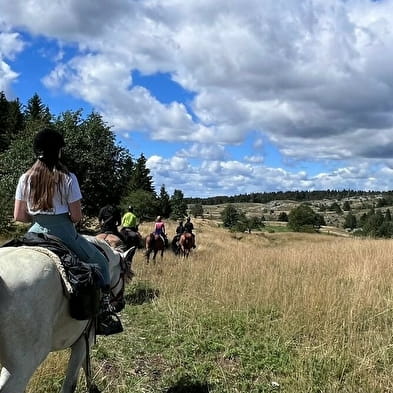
[1,0,393,197]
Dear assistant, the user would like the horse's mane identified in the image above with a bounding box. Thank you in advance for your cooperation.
[82,235,115,259]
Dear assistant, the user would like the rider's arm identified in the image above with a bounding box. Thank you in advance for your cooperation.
[14,199,31,223]
[68,200,82,223]
[67,173,83,223]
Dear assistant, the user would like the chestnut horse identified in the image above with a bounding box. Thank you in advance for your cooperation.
[96,232,124,251]
[179,232,193,258]
[144,234,165,263]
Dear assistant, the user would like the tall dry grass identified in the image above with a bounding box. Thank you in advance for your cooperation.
[22,220,393,391]
[134,220,393,391]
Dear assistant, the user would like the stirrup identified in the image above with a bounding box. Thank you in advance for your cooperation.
[96,312,123,336]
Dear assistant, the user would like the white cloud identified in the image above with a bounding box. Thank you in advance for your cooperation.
[0,24,24,96]
[244,155,264,164]
[178,143,227,161]
[2,0,393,194]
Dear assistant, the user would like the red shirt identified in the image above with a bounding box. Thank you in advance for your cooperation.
[154,221,165,235]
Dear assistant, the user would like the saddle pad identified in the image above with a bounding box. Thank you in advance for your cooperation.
[19,246,74,294]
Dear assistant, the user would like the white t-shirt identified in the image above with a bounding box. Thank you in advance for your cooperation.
[15,172,82,215]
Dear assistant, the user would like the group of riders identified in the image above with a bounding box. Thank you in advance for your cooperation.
[98,204,196,252]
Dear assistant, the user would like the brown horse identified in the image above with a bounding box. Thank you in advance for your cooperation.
[179,232,193,258]
[96,232,124,251]
[145,234,165,263]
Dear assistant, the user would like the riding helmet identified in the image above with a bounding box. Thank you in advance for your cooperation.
[33,129,65,166]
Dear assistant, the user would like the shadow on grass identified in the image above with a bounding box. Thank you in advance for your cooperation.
[125,281,160,305]
[166,377,210,393]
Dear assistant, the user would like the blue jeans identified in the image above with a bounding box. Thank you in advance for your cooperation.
[29,213,109,287]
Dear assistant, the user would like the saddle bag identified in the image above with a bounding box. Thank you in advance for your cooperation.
[68,263,101,320]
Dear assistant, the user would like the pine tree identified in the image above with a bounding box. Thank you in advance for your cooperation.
[158,184,172,218]
[24,93,52,123]
[170,189,187,220]
[129,154,155,193]
[344,212,357,229]
[0,92,24,152]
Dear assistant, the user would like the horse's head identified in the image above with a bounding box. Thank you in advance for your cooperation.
[89,236,136,312]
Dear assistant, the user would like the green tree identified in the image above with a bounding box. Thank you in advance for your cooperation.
[58,111,134,216]
[122,189,159,221]
[288,204,324,232]
[0,128,37,230]
[157,184,171,218]
[190,203,204,218]
[342,201,351,211]
[170,189,187,220]
[385,209,392,222]
[0,92,24,152]
[329,202,342,214]
[344,212,357,230]
[249,216,265,230]
[361,210,383,237]
[277,212,288,222]
[24,93,52,123]
[128,154,155,193]
[376,221,393,238]
[221,204,240,228]
[376,198,387,208]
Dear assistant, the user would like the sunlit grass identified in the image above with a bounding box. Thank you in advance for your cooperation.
[6,219,393,392]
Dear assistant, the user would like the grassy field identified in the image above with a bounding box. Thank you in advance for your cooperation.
[4,220,393,392]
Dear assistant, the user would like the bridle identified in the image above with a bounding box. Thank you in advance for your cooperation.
[108,253,130,311]
[94,240,133,312]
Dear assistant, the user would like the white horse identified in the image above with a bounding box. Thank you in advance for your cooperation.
[0,235,135,393]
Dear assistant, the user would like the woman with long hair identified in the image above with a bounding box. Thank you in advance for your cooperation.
[14,128,122,335]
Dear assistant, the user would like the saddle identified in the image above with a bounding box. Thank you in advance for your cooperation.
[1,232,102,320]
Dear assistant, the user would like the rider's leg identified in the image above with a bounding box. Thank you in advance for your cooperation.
[29,214,122,335]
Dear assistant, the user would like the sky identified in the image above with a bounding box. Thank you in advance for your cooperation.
[1,0,393,198]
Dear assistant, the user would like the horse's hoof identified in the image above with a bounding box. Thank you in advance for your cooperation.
[89,384,101,393]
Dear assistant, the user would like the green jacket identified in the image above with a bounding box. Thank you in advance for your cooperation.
[122,212,137,228]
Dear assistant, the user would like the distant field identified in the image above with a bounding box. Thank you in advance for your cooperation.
[18,219,393,392]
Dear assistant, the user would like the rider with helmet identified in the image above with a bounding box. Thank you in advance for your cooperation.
[172,219,185,253]
[120,206,141,249]
[14,128,123,335]
[121,205,138,231]
[184,216,196,248]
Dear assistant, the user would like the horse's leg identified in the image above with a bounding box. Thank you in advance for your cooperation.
[153,250,158,264]
[61,336,85,393]
[0,325,50,393]
[145,249,150,264]
[61,330,98,393]
[0,364,36,393]
[0,346,48,393]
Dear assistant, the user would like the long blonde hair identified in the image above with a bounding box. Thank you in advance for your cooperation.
[24,159,69,211]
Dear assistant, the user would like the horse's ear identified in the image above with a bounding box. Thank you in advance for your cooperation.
[121,246,136,265]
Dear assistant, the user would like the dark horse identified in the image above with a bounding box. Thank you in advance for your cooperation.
[145,234,165,263]
[178,232,193,258]
[120,227,143,250]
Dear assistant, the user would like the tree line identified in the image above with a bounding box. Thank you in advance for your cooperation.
[0,92,189,233]
[186,189,392,206]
